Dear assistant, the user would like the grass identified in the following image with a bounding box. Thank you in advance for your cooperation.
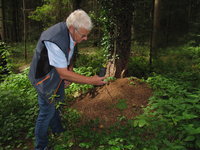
[9,42,36,72]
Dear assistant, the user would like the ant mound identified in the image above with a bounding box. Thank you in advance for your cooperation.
[71,77,152,127]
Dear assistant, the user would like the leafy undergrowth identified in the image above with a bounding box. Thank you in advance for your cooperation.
[49,73,200,150]
[9,42,36,73]
[0,69,37,149]
[0,44,199,150]
[1,71,199,150]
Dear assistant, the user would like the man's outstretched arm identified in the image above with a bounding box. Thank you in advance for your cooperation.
[56,68,106,86]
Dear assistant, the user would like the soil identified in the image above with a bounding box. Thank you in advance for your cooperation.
[71,77,152,127]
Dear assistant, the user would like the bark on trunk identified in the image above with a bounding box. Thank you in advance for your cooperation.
[23,0,27,61]
[106,0,133,78]
[0,0,4,41]
[150,0,161,58]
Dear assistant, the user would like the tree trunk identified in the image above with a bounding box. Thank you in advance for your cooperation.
[12,0,19,42]
[0,0,4,41]
[106,0,133,78]
[187,0,192,32]
[55,0,64,22]
[73,0,82,10]
[150,0,161,67]
[23,0,27,61]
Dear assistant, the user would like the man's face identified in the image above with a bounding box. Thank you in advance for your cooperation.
[70,26,90,43]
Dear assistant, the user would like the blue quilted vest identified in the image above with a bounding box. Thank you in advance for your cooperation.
[29,22,70,99]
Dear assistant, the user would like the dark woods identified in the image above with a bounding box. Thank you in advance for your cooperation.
[0,0,199,45]
[0,0,199,77]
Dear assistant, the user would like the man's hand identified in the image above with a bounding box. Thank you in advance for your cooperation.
[90,75,106,86]
[64,80,72,88]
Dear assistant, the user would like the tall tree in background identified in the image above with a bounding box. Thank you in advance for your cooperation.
[73,0,82,10]
[23,0,27,60]
[98,0,134,78]
[133,0,152,44]
[0,0,4,41]
[1,0,42,42]
[150,0,161,66]
[2,0,21,42]
[1,0,199,47]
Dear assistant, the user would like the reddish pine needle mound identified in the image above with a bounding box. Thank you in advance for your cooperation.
[71,77,152,127]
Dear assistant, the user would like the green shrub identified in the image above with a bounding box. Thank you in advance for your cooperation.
[65,66,95,99]
[153,45,200,74]
[134,74,200,149]
[127,56,149,78]
[0,69,37,149]
[75,52,105,72]
[0,42,12,80]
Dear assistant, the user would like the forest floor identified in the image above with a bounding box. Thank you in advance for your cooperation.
[23,77,152,150]
[71,77,152,127]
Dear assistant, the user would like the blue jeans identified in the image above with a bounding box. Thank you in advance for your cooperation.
[35,83,64,150]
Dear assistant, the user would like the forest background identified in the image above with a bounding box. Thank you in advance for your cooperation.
[0,0,200,149]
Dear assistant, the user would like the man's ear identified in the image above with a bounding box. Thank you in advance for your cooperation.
[68,25,74,32]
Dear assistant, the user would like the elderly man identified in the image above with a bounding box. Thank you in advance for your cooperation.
[29,9,106,150]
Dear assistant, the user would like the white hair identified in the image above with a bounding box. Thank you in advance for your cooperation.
[66,9,93,31]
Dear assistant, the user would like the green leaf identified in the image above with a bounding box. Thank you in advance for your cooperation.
[79,142,91,149]
[138,119,147,127]
[115,99,127,110]
[182,112,198,120]
[184,136,195,141]
[195,138,200,148]
[184,124,200,135]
